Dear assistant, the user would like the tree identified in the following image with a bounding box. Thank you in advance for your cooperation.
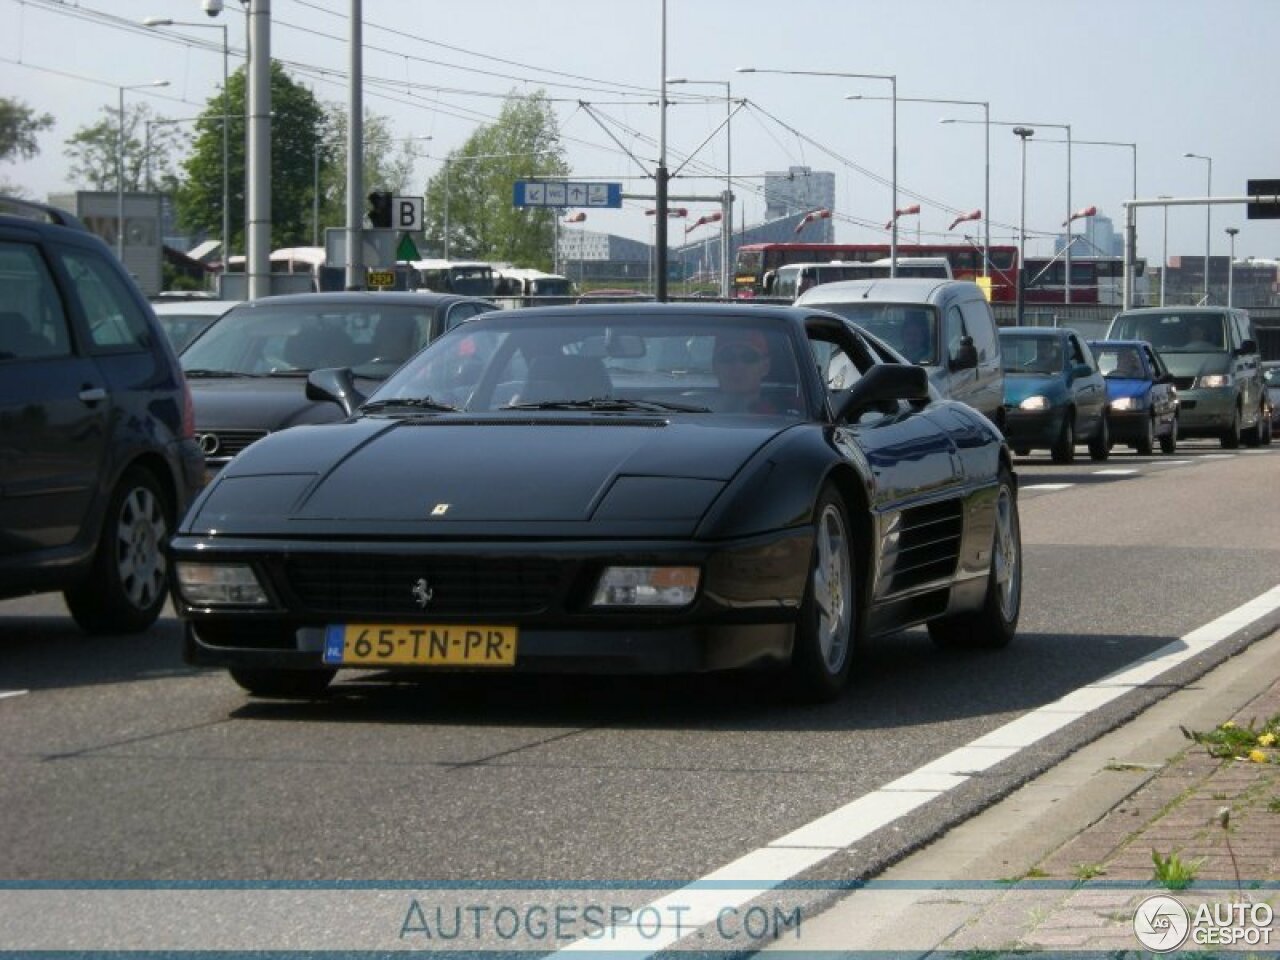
[175,61,327,253]
[1,98,54,164]
[313,106,423,243]
[63,102,183,192]
[422,91,567,268]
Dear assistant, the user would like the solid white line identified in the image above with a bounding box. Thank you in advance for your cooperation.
[1021,483,1074,491]
[1092,468,1139,476]
[550,583,1280,957]
[1154,459,1192,465]
[0,690,29,700]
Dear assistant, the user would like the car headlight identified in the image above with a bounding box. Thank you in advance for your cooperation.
[592,566,700,608]
[1018,395,1049,411]
[1111,396,1144,411]
[1197,374,1231,389]
[175,562,271,607]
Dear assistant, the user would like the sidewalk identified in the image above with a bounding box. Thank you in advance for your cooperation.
[777,629,1280,955]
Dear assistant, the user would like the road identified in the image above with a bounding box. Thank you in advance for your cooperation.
[1,441,1278,950]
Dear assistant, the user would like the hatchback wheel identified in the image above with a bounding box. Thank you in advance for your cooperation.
[1088,412,1110,461]
[1050,413,1075,464]
[65,467,172,635]
[1135,414,1155,455]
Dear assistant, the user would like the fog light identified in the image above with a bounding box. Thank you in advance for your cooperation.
[592,566,700,607]
[176,562,270,607]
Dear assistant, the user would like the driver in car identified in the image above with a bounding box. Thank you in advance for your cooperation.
[711,329,775,413]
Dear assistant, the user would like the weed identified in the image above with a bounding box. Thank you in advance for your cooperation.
[1074,862,1106,881]
[1151,848,1203,890]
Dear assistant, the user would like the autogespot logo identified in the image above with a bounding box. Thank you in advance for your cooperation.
[1134,894,1191,952]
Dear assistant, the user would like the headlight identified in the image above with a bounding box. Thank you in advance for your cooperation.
[1018,395,1049,411]
[1197,374,1231,389]
[1111,396,1144,411]
[592,566,700,608]
[176,562,271,607]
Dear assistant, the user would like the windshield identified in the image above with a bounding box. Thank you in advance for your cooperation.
[369,312,808,417]
[1095,346,1146,379]
[1110,312,1227,352]
[179,302,435,378]
[449,266,496,297]
[157,313,220,353]
[800,302,937,365]
[1001,335,1064,374]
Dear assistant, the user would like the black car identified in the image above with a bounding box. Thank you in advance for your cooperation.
[171,304,1021,703]
[0,198,203,633]
[179,291,496,472]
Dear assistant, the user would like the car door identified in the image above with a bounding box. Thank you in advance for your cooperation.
[956,294,1002,420]
[0,231,111,557]
[1143,343,1177,429]
[1067,333,1105,437]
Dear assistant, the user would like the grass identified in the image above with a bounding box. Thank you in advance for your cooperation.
[1074,862,1106,881]
[1151,848,1203,890]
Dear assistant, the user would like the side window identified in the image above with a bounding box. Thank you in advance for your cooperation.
[1233,312,1252,350]
[944,305,966,363]
[1143,345,1162,376]
[55,245,153,351]
[0,240,72,360]
[1068,335,1088,367]
[444,302,479,332]
[958,298,996,361]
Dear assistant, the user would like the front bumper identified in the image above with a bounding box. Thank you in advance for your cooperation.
[1176,387,1236,436]
[1106,408,1152,443]
[1001,406,1067,451]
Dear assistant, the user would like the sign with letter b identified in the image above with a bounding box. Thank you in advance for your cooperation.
[394,196,424,232]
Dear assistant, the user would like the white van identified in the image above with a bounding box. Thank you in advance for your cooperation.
[773,257,953,301]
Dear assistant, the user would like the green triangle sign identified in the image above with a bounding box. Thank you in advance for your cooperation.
[395,233,421,261]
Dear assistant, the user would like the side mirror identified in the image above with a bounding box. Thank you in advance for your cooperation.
[835,363,930,422]
[1239,339,1258,355]
[306,366,365,417]
[1072,363,1094,379]
[950,338,978,371]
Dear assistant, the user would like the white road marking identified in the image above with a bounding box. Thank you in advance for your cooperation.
[1154,459,1192,465]
[0,690,29,700]
[1091,468,1139,476]
[1201,453,1236,460]
[553,583,1280,956]
[1021,483,1074,491]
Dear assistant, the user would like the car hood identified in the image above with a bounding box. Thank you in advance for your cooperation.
[1003,372,1066,405]
[1160,352,1230,378]
[187,376,358,431]
[185,415,790,537]
[1104,377,1151,401]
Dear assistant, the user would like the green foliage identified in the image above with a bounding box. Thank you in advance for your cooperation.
[422,90,567,267]
[175,61,327,254]
[1073,862,1106,881]
[0,97,54,163]
[63,102,182,192]
[1181,713,1280,762]
[1151,849,1202,890]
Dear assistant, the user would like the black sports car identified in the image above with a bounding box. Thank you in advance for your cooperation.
[171,304,1021,702]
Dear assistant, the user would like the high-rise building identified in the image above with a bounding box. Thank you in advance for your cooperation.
[763,166,835,242]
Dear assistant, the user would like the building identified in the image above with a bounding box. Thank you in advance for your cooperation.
[1055,213,1123,258]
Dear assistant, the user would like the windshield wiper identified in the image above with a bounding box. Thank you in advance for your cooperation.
[182,368,260,379]
[360,396,460,413]
[505,397,709,413]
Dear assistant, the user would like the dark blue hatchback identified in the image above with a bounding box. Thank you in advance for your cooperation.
[1087,339,1180,455]
[0,198,204,633]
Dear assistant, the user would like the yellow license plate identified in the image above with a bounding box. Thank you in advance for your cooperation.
[367,270,395,288]
[323,624,517,667]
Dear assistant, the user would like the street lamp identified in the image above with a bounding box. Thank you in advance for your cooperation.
[667,77,735,298]
[854,95,989,278]
[1225,226,1239,307]
[1013,126,1035,326]
[117,80,170,262]
[737,67,898,275]
[945,116,1073,302]
[143,17,230,263]
[1184,152,1213,303]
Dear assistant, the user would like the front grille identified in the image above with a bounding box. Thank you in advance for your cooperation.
[200,428,268,461]
[880,499,964,594]
[1172,376,1196,391]
[283,554,565,616]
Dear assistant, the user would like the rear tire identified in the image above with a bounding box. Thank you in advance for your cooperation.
[230,668,336,698]
[1050,412,1075,464]
[787,485,858,703]
[1244,400,1268,447]
[1261,408,1273,447]
[65,467,172,635]
[929,465,1021,649]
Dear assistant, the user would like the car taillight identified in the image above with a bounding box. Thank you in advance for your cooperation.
[181,378,196,439]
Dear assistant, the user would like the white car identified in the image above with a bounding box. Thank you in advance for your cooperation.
[151,299,239,353]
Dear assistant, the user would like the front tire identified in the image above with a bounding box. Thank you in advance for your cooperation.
[1159,414,1179,454]
[1050,411,1075,464]
[64,467,172,635]
[1135,413,1155,455]
[929,465,1021,649]
[230,668,336,698]
[788,486,857,702]
[1221,405,1241,449]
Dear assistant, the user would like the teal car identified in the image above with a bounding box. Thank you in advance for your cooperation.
[999,327,1109,463]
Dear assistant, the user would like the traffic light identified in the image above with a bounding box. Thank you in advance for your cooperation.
[367,191,393,228]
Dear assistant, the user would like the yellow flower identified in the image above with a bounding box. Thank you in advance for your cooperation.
[1221,721,1237,729]
[1259,733,1277,747]
[1248,749,1268,764]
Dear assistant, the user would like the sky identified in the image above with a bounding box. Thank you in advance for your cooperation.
[2,0,1278,264]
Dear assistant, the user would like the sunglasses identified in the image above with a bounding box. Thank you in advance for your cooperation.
[714,346,765,365]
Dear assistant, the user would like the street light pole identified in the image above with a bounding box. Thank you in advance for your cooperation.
[1184,152,1213,303]
[1225,226,1239,307]
[667,77,734,298]
[117,80,169,262]
[737,66,897,275]
[142,18,230,264]
[1158,195,1171,306]
[1013,126,1035,327]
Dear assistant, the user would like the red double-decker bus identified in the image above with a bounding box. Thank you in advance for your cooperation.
[733,242,1020,300]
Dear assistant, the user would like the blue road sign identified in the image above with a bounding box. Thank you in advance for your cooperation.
[514,181,622,209]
